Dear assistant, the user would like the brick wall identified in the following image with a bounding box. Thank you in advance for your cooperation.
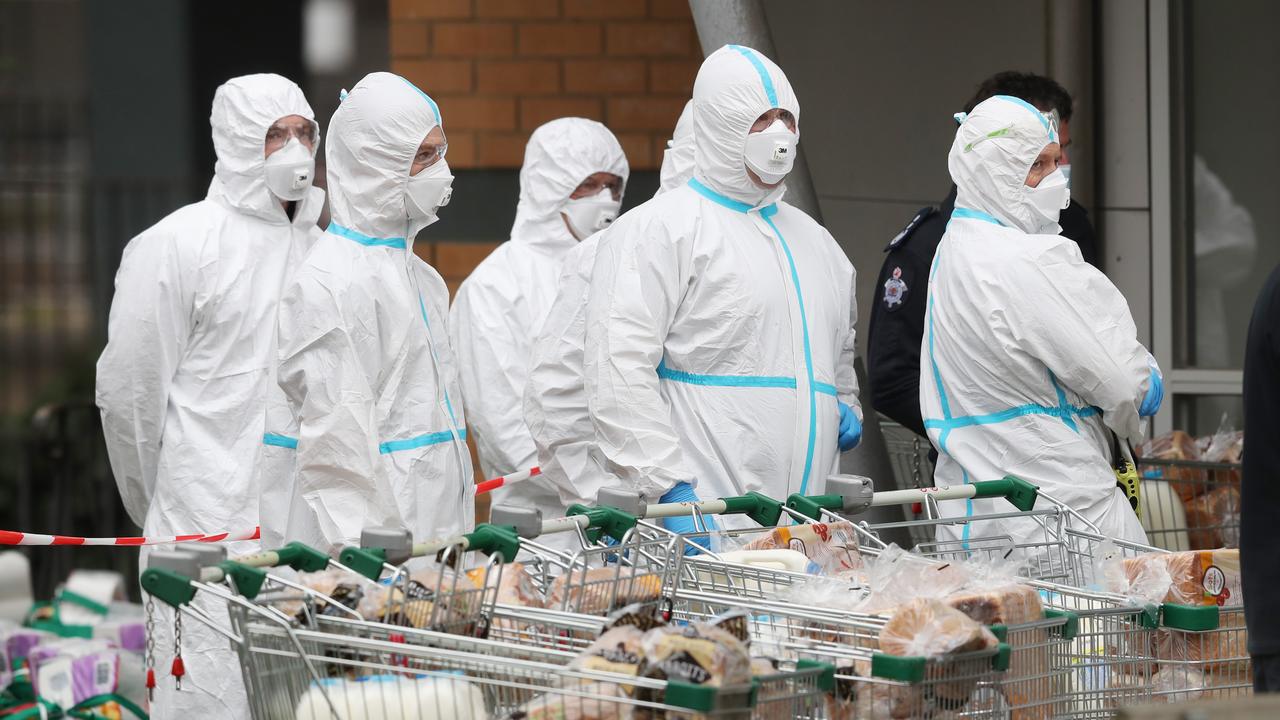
[389,0,701,171]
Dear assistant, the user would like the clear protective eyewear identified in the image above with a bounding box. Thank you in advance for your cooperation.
[265,118,319,154]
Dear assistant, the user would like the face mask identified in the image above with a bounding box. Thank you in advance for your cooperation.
[263,138,315,202]
[561,187,621,241]
[406,159,454,225]
[1024,167,1070,232]
[743,118,798,185]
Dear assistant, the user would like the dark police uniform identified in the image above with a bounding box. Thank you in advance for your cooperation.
[866,186,1100,437]
[1242,263,1280,691]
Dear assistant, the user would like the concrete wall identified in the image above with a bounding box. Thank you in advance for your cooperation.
[762,0,1066,346]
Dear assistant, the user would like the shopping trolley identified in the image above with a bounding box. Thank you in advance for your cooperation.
[139,540,833,719]
[1134,456,1242,552]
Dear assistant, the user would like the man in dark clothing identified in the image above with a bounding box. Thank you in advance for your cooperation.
[1242,263,1280,692]
[867,72,1100,436]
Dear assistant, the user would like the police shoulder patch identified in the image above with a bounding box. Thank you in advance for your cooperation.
[882,266,910,311]
[885,206,937,251]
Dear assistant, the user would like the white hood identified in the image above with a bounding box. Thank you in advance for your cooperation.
[208,73,319,224]
[948,95,1060,234]
[325,71,444,240]
[510,117,628,252]
[658,100,696,194]
[691,45,799,207]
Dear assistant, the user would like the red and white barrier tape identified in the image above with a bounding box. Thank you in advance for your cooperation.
[475,465,540,495]
[0,466,541,547]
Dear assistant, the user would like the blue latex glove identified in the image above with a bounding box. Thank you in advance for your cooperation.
[659,482,717,555]
[838,401,862,451]
[1139,363,1164,418]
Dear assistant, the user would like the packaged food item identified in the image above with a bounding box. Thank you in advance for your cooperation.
[510,681,630,720]
[468,562,546,608]
[1157,609,1249,674]
[877,599,998,658]
[1200,417,1244,487]
[1183,485,1240,549]
[945,583,1042,627]
[1137,430,1208,501]
[741,520,863,575]
[605,602,667,633]
[296,674,486,720]
[549,568,662,615]
[27,639,121,712]
[946,584,1046,720]
[714,549,815,574]
[639,623,752,689]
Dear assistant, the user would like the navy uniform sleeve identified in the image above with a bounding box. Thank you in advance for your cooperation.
[866,207,942,437]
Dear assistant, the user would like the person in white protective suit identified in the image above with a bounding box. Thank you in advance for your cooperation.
[582,45,863,532]
[96,73,323,719]
[523,102,695,517]
[921,95,1163,553]
[258,72,473,554]
[449,118,628,541]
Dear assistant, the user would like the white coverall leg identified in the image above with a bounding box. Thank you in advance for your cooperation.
[97,74,324,719]
[258,72,474,555]
[582,46,862,529]
[450,118,627,551]
[921,95,1157,562]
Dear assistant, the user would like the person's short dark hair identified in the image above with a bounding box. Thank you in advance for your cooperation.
[963,71,1073,121]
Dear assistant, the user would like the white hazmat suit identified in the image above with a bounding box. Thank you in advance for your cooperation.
[524,102,695,509]
[922,95,1156,551]
[258,72,473,553]
[583,46,860,526]
[450,118,627,533]
[97,73,323,719]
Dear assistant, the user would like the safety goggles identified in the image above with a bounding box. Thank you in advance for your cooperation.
[264,118,319,153]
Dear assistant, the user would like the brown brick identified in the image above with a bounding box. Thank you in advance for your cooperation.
[475,60,560,94]
[391,0,473,20]
[433,22,515,57]
[648,59,699,94]
[563,59,646,93]
[607,96,686,131]
[393,59,474,94]
[475,0,559,18]
[564,0,646,19]
[476,132,531,167]
[439,96,518,131]
[648,0,692,19]
[436,242,500,279]
[390,21,430,57]
[441,130,477,168]
[517,23,603,57]
[615,132,653,169]
[520,97,603,129]
[606,21,693,57]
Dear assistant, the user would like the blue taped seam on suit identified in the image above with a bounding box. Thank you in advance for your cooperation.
[417,293,460,427]
[379,429,467,455]
[398,76,441,126]
[686,177,755,213]
[657,360,796,389]
[950,207,1004,227]
[262,432,298,449]
[728,45,779,107]
[763,212,819,497]
[328,223,407,248]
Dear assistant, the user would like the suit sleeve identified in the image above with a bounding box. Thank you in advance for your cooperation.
[96,230,196,527]
[583,216,696,498]
[1003,244,1155,441]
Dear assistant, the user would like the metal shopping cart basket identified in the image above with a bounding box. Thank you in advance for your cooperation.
[1134,456,1242,552]
[139,541,833,720]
